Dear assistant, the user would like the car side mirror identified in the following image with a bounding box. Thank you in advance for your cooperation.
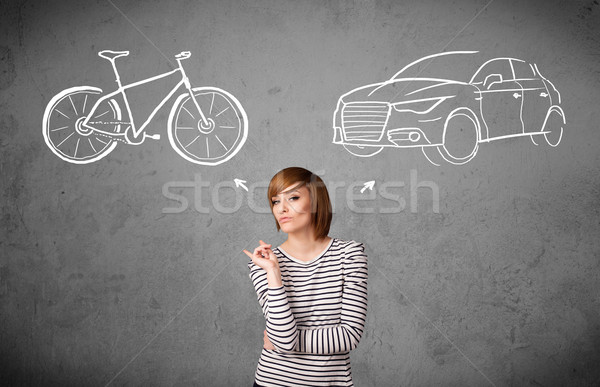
[484,74,502,89]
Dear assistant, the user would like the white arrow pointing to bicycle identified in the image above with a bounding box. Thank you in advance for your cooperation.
[235,179,248,191]
[360,181,375,193]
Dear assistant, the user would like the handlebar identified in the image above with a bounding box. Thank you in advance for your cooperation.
[175,51,191,60]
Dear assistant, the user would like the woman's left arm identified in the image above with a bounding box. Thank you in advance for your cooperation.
[261,241,368,355]
[291,242,368,354]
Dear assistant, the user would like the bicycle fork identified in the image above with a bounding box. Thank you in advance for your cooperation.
[176,52,213,132]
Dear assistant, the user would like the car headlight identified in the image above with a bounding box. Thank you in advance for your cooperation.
[391,96,450,114]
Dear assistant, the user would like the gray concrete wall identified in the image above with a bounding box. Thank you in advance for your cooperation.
[1,0,599,385]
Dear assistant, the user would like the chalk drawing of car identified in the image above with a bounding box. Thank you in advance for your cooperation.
[332,51,565,165]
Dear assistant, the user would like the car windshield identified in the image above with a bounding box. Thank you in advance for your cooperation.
[391,52,484,83]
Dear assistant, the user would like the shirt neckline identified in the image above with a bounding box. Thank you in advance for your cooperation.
[277,237,335,265]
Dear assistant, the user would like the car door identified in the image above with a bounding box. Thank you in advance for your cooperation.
[471,58,524,140]
[511,59,552,134]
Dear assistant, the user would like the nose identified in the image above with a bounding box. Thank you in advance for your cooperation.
[278,202,288,213]
[277,198,290,214]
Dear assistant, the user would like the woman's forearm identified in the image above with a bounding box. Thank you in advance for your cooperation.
[266,268,283,288]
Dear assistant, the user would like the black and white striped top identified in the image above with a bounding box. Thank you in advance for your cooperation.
[247,238,368,386]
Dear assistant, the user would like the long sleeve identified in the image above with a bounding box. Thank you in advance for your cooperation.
[292,241,368,354]
[247,261,270,319]
[247,240,368,355]
[248,238,364,386]
[247,261,298,353]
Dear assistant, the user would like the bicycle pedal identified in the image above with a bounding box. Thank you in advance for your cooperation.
[145,134,161,140]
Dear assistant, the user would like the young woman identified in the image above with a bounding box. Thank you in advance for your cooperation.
[243,167,369,387]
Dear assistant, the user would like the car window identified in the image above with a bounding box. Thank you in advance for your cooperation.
[391,52,484,83]
[470,59,514,84]
[511,59,536,80]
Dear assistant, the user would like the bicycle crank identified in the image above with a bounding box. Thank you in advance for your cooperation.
[124,130,161,144]
[122,126,162,145]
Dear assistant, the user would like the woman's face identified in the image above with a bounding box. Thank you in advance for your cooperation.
[271,183,313,233]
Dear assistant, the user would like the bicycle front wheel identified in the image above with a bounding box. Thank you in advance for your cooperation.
[42,86,122,164]
[168,87,248,165]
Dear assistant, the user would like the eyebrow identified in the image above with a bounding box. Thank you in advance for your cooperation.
[272,189,300,199]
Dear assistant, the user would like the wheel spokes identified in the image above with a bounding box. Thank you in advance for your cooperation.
[185,135,200,148]
[88,138,97,153]
[55,109,70,119]
[48,91,118,160]
[69,95,78,116]
[56,132,75,148]
[215,106,229,117]
[174,91,242,161]
[82,94,88,114]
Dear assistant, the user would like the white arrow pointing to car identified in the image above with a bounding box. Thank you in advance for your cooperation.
[235,179,248,192]
[360,181,375,193]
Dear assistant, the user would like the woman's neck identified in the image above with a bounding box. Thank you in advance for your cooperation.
[281,231,331,256]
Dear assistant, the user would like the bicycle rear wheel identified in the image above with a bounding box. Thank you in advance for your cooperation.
[168,87,248,165]
[42,86,122,164]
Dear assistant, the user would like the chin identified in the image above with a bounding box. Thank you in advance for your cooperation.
[280,222,310,233]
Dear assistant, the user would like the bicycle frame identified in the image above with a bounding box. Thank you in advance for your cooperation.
[82,59,207,140]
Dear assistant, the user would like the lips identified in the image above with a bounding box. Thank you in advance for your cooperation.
[279,217,292,223]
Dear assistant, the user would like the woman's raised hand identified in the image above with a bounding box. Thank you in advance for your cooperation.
[243,240,280,272]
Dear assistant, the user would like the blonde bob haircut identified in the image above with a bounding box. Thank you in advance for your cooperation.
[267,167,332,239]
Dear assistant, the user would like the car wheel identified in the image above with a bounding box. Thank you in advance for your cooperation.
[542,108,565,147]
[435,108,480,165]
[343,144,384,157]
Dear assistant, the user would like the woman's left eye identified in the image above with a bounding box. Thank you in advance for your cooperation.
[289,196,299,201]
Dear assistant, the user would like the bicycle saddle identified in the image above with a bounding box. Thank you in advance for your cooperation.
[98,50,130,60]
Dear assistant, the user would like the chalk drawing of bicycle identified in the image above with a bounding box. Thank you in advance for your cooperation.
[43,50,248,165]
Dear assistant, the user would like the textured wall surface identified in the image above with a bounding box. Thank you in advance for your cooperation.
[1,0,599,385]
